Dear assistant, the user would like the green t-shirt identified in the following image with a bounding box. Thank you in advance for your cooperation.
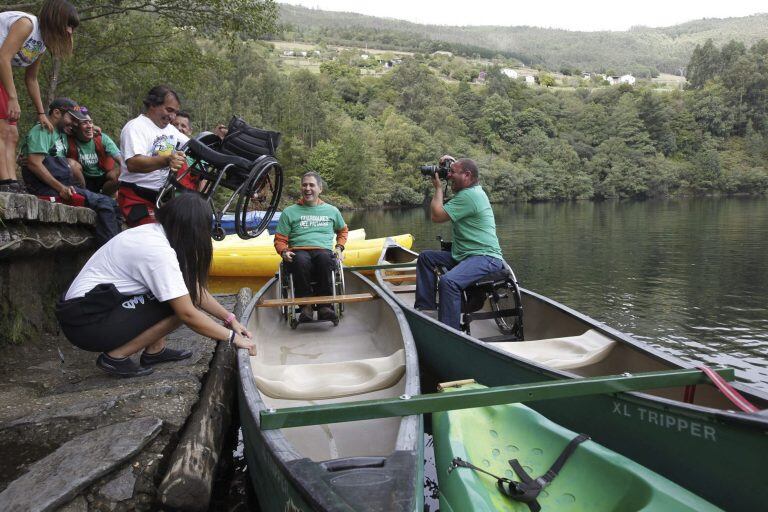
[74,133,121,178]
[276,202,346,250]
[443,185,503,261]
[22,124,67,157]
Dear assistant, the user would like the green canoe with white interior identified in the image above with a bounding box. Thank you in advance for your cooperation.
[432,382,722,512]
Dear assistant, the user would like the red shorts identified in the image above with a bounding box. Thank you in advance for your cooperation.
[117,185,157,227]
[0,83,17,125]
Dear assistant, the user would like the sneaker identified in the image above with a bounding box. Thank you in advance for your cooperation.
[140,347,193,366]
[96,353,154,377]
[317,306,338,322]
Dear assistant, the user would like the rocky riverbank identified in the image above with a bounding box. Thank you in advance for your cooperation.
[0,295,237,512]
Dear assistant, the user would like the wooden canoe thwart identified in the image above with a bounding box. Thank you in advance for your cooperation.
[381,274,417,282]
[255,292,378,307]
[374,238,768,511]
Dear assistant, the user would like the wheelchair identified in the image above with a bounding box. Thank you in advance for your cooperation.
[433,236,524,340]
[157,116,283,240]
[277,253,345,329]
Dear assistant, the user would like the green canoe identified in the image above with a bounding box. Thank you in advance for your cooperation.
[433,382,722,512]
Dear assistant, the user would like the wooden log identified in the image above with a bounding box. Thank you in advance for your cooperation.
[158,288,253,512]
[255,292,377,308]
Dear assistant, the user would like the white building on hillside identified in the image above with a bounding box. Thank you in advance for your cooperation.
[524,75,536,84]
[619,74,636,85]
[500,68,518,79]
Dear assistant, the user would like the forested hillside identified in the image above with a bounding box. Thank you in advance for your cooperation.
[10,2,768,208]
[278,5,768,76]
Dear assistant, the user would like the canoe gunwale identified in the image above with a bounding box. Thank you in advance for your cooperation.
[236,270,424,510]
[375,242,768,427]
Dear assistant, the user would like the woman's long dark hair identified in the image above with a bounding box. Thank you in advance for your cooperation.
[156,193,212,305]
[39,0,79,58]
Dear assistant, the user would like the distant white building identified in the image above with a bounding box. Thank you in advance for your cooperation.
[432,50,453,57]
[500,68,518,79]
[619,74,636,85]
[283,50,294,57]
[361,54,370,60]
[524,75,536,84]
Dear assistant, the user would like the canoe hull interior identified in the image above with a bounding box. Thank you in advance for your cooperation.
[376,242,768,511]
[237,270,424,511]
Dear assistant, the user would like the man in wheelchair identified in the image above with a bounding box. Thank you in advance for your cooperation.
[414,156,505,330]
[274,171,348,323]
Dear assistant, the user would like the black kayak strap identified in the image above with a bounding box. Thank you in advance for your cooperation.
[449,433,590,512]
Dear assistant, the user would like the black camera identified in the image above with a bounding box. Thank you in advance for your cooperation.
[419,159,453,180]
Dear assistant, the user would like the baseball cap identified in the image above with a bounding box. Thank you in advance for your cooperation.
[49,97,88,121]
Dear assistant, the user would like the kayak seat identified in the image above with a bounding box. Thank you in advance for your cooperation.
[489,329,617,370]
[250,349,406,400]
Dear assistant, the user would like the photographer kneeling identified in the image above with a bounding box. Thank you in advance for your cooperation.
[414,156,505,330]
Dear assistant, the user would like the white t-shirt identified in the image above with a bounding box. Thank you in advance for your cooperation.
[65,223,190,302]
[0,12,45,67]
[119,114,189,191]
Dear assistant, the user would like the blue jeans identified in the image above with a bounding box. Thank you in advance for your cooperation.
[414,250,505,330]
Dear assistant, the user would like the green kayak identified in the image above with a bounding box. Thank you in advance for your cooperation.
[433,381,722,512]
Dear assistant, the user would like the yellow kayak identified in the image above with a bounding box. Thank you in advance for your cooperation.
[210,232,414,276]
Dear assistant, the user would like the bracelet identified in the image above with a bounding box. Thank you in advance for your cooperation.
[335,244,344,252]
[227,329,236,347]
[224,312,236,326]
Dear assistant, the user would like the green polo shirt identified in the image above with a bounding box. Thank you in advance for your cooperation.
[22,124,67,157]
[443,185,503,261]
[276,202,346,250]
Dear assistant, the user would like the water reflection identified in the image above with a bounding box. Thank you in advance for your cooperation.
[348,198,768,390]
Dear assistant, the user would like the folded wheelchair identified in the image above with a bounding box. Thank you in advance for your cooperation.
[157,116,283,240]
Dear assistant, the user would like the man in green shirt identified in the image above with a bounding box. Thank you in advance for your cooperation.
[274,171,349,322]
[414,156,505,330]
[67,106,122,195]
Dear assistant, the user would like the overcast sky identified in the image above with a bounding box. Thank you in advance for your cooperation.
[281,1,767,31]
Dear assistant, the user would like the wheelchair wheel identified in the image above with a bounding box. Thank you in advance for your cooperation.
[331,259,345,318]
[211,225,226,241]
[277,266,289,322]
[234,158,283,239]
[491,281,524,340]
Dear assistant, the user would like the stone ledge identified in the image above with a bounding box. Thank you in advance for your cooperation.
[0,223,94,257]
[0,192,96,225]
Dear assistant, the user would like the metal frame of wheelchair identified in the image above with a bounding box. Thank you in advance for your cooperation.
[156,118,283,241]
[277,255,346,329]
[433,236,524,340]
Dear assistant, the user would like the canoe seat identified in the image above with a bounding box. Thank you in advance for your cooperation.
[250,349,406,400]
[489,329,617,370]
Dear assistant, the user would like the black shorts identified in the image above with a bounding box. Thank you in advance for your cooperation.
[56,283,174,352]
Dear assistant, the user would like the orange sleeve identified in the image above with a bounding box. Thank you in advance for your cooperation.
[335,225,349,247]
[274,233,289,255]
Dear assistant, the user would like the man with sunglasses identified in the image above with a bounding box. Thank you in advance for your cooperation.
[66,105,122,195]
[414,155,505,330]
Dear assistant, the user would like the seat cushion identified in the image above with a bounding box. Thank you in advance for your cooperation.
[251,349,406,400]
[489,329,616,370]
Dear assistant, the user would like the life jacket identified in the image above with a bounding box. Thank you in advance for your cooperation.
[67,134,116,174]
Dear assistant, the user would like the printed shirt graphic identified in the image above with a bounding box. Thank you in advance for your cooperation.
[77,133,121,177]
[275,203,346,250]
[119,114,189,191]
[0,12,46,67]
[443,185,503,261]
[23,123,67,157]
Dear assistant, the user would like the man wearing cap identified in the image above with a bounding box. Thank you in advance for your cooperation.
[21,97,121,245]
[118,84,188,227]
[21,97,86,200]
[66,105,122,195]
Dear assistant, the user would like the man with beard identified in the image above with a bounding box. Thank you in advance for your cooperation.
[413,156,504,330]
[66,105,122,195]
[118,85,188,227]
[21,97,121,245]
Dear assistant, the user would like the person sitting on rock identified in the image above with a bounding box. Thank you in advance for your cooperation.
[66,105,122,195]
[274,171,348,322]
[55,193,256,378]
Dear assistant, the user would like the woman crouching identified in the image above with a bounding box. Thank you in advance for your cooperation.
[56,193,255,377]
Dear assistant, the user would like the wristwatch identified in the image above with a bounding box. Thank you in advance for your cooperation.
[335,244,345,252]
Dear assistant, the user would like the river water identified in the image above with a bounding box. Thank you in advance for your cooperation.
[212,196,768,511]
[348,197,768,390]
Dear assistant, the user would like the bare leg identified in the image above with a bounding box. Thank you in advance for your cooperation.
[0,121,19,181]
[68,158,86,187]
[107,315,181,359]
